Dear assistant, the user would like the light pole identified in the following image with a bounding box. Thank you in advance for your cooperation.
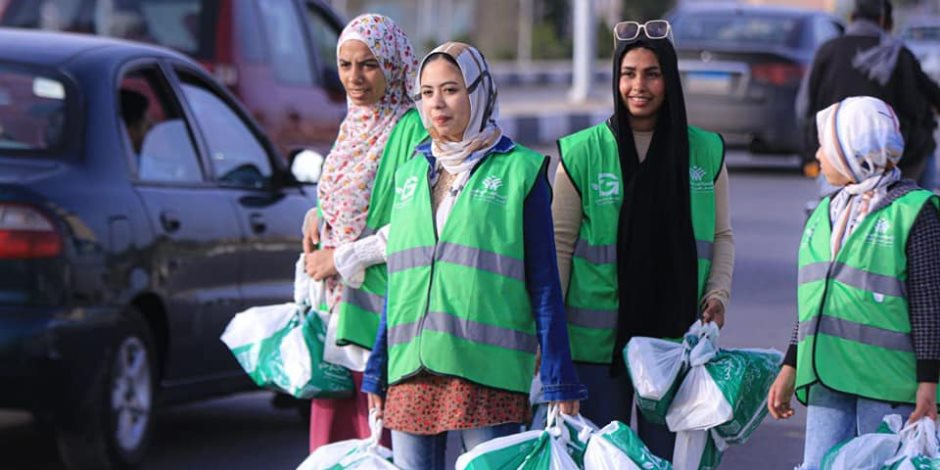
[569,0,595,103]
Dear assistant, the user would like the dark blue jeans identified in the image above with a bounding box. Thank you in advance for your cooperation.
[575,362,677,461]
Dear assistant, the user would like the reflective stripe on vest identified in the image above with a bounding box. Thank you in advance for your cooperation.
[795,190,940,405]
[388,243,524,281]
[385,143,543,393]
[798,262,906,297]
[388,311,538,353]
[558,123,722,364]
[334,109,427,349]
[797,316,913,352]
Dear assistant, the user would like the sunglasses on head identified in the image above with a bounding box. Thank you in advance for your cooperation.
[613,20,672,42]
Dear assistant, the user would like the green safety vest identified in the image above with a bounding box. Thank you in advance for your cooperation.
[385,143,545,393]
[795,189,940,405]
[557,123,723,364]
[334,109,428,349]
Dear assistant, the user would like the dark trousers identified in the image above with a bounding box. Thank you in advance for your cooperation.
[574,362,677,461]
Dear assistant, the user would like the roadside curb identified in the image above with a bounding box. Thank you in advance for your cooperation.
[497,109,610,146]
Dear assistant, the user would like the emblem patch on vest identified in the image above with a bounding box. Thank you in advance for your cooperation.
[470,175,508,205]
[394,176,419,208]
[689,166,713,193]
[591,172,621,205]
[865,217,895,247]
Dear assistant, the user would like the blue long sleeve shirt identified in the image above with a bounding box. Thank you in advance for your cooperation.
[362,137,587,402]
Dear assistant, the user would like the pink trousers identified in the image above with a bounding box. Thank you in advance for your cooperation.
[309,371,391,452]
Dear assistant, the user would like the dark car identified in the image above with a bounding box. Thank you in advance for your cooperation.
[0,29,319,468]
[0,0,349,158]
[668,3,843,155]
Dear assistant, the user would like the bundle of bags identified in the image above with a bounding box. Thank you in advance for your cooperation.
[625,321,782,470]
[220,254,353,399]
[821,414,940,470]
[297,410,396,469]
[456,405,673,469]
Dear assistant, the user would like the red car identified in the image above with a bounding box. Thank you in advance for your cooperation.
[1,0,349,157]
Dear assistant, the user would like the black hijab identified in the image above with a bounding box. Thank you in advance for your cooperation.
[609,36,699,374]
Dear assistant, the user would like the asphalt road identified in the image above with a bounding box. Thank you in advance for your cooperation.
[1,159,818,470]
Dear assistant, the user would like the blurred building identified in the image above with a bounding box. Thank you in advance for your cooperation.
[328,0,620,58]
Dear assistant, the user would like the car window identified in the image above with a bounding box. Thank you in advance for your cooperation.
[120,68,203,183]
[673,12,804,48]
[902,25,940,41]
[1,0,218,59]
[256,0,314,86]
[178,74,272,188]
[304,3,340,77]
[813,17,841,46]
[0,64,68,153]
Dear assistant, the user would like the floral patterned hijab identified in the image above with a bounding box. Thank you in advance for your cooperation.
[317,14,417,248]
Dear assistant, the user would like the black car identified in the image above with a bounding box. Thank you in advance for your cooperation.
[668,3,843,155]
[0,29,318,468]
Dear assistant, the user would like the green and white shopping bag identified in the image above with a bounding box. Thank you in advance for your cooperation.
[296,410,397,469]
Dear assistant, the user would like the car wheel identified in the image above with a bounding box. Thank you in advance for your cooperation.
[56,307,156,469]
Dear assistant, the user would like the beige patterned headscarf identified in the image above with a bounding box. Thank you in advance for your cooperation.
[414,42,503,175]
[816,96,904,257]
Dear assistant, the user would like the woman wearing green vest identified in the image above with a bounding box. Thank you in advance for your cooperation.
[767,96,940,470]
[552,20,734,460]
[362,42,586,469]
[299,14,428,452]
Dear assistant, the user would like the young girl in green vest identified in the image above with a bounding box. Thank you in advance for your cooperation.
[362,42,586,469]
[767,96,940,470]
[552,20,734,460]
[299,14,427,452]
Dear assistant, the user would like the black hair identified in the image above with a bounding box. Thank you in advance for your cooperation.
[120,89,149,126]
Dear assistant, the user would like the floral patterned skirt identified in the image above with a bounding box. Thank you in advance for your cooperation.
[383,371,531,435]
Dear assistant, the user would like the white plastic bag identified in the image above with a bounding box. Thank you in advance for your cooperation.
[884,417,940,470]
[457,405,579,470]
[296,253,370,372]
[296,410,397,469]
[583,420,673,470]
[821,414,904,470]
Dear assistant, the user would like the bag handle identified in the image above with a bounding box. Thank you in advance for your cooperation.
[366,408,385,450]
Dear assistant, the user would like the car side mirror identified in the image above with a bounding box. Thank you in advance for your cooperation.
[289,149,325,184]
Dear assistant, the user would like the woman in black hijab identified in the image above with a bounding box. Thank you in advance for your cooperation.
[552,20,735,459]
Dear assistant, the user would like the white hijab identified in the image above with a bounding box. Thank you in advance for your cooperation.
[816,96,904,257]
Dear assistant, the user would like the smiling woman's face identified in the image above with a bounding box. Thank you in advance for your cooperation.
[338,40,387,106]
[619,47,666,131]
[419,57,471,142]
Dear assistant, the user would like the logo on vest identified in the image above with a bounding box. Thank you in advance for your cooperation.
[866,217,894,247]
[591,173,621,205]
[801,220,818,248]
[394,176,419,208]
[689,166,713,193]
[470,175,508,205]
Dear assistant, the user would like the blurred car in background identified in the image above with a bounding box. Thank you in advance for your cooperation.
[669,3,843,156]
[0,29,321,469]
[0,0,348,157]
[900,16,940,84]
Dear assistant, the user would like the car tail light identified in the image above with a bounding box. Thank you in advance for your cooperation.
[0,203,62,259]
[751,63,804,86]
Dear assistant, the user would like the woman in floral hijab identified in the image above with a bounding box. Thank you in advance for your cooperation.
[301,13,426,452]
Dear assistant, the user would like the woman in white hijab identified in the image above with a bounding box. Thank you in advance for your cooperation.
[361,42,586,469]
[767,96,940,470]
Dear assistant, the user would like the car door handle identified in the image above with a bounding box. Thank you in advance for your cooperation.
[160,211,181,233]
[249,213,266,234]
